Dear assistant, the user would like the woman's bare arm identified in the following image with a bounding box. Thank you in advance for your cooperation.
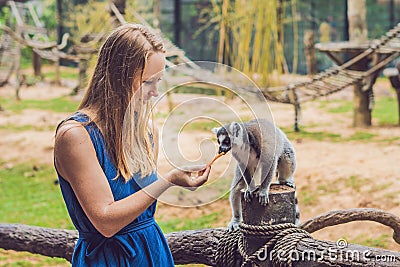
[54,122,210,237]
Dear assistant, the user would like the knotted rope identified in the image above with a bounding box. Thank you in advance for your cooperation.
[216,223,312,267]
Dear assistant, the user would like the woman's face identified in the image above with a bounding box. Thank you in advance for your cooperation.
[134,52,165,104]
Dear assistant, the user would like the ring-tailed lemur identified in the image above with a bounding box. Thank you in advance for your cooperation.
[212,119,299,231]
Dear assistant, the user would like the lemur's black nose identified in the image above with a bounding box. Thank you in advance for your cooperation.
[219,145,231,154]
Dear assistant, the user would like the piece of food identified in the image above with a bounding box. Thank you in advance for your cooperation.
[206,152,225,167]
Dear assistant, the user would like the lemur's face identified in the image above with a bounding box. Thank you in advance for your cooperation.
[212,122,244,154]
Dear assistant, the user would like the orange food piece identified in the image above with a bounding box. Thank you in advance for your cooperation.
[207,152,225,167]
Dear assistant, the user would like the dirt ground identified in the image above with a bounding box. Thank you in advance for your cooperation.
[1,77,400,255]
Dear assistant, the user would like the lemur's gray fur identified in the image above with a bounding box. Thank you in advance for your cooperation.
[212,119,299,231]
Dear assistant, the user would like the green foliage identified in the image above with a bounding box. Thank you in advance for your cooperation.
[0,96,78,113]
[64,0,113,43]
[0,6,11,25]
[41,0,58,34]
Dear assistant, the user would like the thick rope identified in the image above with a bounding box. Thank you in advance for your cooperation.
[216,223,312,267]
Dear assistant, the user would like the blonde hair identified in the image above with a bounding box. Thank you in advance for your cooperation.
[79,24,165,181]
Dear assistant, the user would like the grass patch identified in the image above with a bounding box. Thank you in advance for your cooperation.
[0,162,73,229]
[0,162,73,265]
[373,96,398,126]
[282,128,381,143]
[343,175,369,192]
[348,131,376,141]
[316,184,340,195]
[367,182,393,193]
[0,124,53,132]
[173,84,227,96]
[350,234,390,249]
[326,101,353,114]
[298,191,319,206]
[183,120,220,132]
[0,97,78,113]
[158,212,220,233]
[320,96,399,126]
[0,249,69,267]
[43,68,78,81]
[282,127,342,142]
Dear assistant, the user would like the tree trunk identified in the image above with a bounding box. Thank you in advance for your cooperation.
[71,58,89,95]
[347,0,368,44]
[2,222,400,266]
[348,0,370,127]
[395,88,400,126]
[174,0,181,47]
[2,185,400,266]
[32,51,42,79]
[56,0,63,45]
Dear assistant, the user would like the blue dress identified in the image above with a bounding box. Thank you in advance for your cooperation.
[56,112,174,266]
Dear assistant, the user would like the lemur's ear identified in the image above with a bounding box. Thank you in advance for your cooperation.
[211,127,221,134]
[231,122,241,137]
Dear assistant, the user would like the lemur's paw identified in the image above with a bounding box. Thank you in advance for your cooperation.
[244,189,253,202]
[258,190,269,206]
[279,181,295,189]
[227,220,240,231]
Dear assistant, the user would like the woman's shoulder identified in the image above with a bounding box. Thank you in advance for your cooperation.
[55,120,90,148]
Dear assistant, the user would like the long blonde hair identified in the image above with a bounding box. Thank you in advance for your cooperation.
[79,24,165,181]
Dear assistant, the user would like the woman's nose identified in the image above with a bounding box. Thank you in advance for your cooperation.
[148,87,159,97]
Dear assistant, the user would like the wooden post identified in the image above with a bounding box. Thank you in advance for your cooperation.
[349,56,371,127]
[348,0,370,127]
[241,184,297,266]
[304,30,317,75]
[71,58,88,95]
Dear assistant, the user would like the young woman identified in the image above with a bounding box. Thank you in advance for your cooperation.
[54,24,210,266]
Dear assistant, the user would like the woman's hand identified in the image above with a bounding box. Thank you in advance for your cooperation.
[165,165,211,191]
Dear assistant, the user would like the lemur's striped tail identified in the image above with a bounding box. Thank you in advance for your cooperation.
[280,182,300,225]
[294,189,300,226]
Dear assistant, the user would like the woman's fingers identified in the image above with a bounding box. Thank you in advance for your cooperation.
[188,166,211,189]
[181,164,207,173]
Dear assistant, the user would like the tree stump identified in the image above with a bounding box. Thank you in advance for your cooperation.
[241,184,297,266]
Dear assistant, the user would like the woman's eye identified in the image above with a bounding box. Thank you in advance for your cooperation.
[143,78,161,84]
